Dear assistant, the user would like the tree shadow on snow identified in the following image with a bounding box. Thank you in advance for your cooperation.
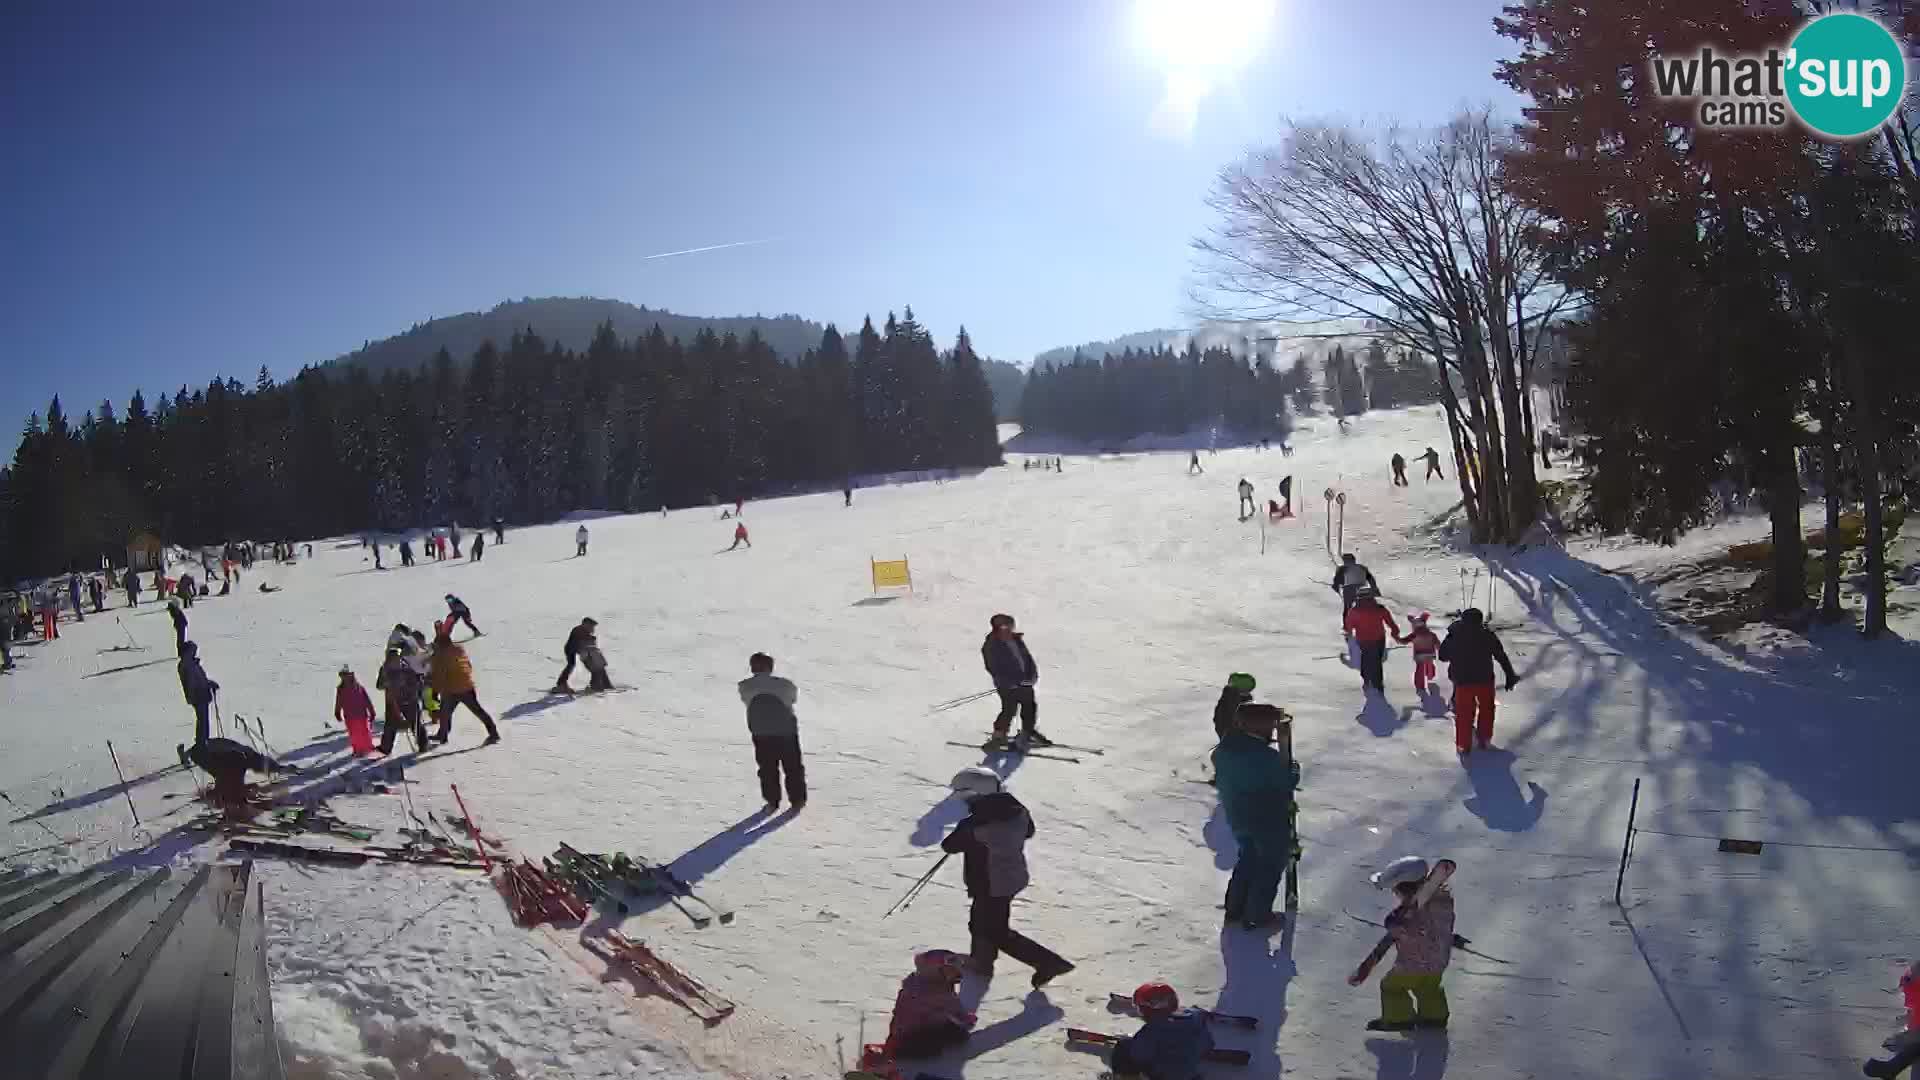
[1366,1034,1450,1080]
[1355,694,1402,737]
[910,793,970,848]
[1459,750,1548,832]
[1216,925,1294,1076]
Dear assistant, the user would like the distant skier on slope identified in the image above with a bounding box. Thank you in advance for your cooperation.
[1212,702,1297,931]
[444,594,481,637]
[982,613,1048,748]
[1344,587,1400,693]
[471,531,485,562]
[1189,451,1203,475]
[941,766,1074,987]
[727,521,751,550]
[1237,478,1256,519]
[1391,453,1409,487]
[1438,608,1518,755]
[399,539,415,567]
[575,524,590,557]
[1421,446,1444,481]
[1332,552,1379,614]
[551,617,596,694]
[493,517,505,544]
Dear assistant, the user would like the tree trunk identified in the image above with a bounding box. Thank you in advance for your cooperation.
[1433,355,1486,542]
[1820,433,1843,621]
[1763,442,1807,615]
[1842,340,1888,637]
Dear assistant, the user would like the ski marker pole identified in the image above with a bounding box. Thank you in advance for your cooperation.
[105,741,140,826]
[884,852,950,918]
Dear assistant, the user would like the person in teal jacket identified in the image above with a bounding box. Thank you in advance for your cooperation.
[1210,702,1298,930]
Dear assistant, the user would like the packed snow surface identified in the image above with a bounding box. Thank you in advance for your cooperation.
[4,406,1916,1079]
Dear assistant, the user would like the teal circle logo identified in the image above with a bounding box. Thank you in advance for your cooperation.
[1786,13,1907,139]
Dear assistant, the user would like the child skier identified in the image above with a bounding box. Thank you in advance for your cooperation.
[1107,982,1214,1080]
[333,666,377,756]
[1396,612,1441,693]
[444,594,481,637]
[881,949,976,1063]
[1348,856,1456,1031]
[941,766,1074,987]
[728,521,751,550]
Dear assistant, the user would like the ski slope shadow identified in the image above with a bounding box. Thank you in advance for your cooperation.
[1215,927,1294,1076]
[1365,1033,1450,1080]
[1458,751,1548,833]
[8,762,188,822]
[662,808,795,886]
[921,991,1065,1077]
[910,793,970,848]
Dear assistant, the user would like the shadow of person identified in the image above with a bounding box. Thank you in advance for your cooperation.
[1417,685,1450,717]
[498,694,576,723]
[1460,750,1548,832]
[1356,694,1401,737]
[1204,803,1237,871]
[911,793,971,848]
[918,990,1066,1074]
[1366,1034,1450,1079]
[668,809,795,885]
[1216,926,1295,1076]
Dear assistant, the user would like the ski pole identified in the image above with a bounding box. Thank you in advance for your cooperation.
[105,740,140,826]
[450,784,492,873]
[115,617,139,650]
[884,852,950,918]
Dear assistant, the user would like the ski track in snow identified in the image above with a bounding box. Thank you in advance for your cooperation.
[4,405,1918,1078]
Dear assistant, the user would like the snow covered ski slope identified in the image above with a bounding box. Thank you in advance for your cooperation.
[3,405,1917,1079]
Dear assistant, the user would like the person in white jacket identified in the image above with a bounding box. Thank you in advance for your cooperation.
[574,525,590,557]
[738,652,805,811]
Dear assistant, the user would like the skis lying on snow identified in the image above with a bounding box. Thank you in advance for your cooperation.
[977,733,1105,755]
[1106,992,1257,1029]
[583,929,735,1023]
[551,843,733,927]
[944,741,1080,764]
[499,858,589,926]
[1066,1028,1249,1065]
[228,836,487,869]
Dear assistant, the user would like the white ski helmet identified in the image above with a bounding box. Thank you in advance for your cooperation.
[1370,855,1429,890]
[950,766,1003,798]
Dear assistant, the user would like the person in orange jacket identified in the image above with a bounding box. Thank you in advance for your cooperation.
[333,666,377,755]
[1396,612,1442,694]
[1343,587,1400,693]
[427,626,500,746]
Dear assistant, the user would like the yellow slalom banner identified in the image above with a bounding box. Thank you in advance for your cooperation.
[871,557,913,594]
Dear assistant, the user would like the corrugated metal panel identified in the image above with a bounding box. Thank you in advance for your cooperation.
[0,861,283,1080]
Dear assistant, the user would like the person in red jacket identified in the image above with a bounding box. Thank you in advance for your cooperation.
[333,666,377,755]
[1343,587,1400,693]
[728,521,751,550]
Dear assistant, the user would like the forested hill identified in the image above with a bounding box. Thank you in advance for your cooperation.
[333,297,828,376]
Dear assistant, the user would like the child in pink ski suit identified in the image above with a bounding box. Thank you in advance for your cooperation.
[334,666,377,756]
[1397,612,1440,693]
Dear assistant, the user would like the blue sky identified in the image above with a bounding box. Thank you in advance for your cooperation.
[0,0,1520,432]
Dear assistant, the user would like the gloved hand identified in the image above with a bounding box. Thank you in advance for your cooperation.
[1505,676,1519,691]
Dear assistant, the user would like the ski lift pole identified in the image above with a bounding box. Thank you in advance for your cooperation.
[884,852,951,918]
[1335,491,1347,556]
[1324,489,1335,555]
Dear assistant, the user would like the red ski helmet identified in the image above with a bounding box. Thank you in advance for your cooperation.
[1132,982,1179,1014]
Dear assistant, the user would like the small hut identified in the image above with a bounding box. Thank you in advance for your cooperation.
[126,532,165,572]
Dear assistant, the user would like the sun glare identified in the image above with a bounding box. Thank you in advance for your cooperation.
[1130,0,1276,137]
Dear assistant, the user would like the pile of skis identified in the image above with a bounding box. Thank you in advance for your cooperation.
[583,929,735,1023]
[545,843,733,928]
[498,858,589,925]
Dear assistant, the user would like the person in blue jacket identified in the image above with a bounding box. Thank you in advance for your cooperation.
[1110,982,1213,1080]
[981,613,1050,748]
[1210,701,1298,930]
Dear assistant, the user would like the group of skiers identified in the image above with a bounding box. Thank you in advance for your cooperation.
[1237,476,1296,521]
[1389,447,1446,487]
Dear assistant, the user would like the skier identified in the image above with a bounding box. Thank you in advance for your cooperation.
[334,666,377,756]
[1391,453,1409,487]
[449,524,463,558]
[1237,477,1256,519]
[1188,451,1203,475]
[434,532,448,560]
[168,596,189,656]
[1396,612,1441,694]
[1332,552,1379,613]
[372,542,385,570]
[124,567,141,607]
[1278,475,1294,516]
[88,575,105,613]
[177,640,218,747]
[399,539,415,567]
[843,483,854,507]
[941,766,1074,987]
[728,521,751,550]
[444,594,481,637]
[471,531,485,562]
[67,573,84,622]
[1863,959,1920,1078]
[1348,856,1455,1031]
[1420,446,1444,481]
[38,587,58,641]
[1108,983,1214,1080]
[1213,672,1256,740]
[738,652,805,811]
[375,645,425,755]
[551,617,597,694]
[1344,588,1401,693]
[493,517,505,544]
[426,626,501,746]
[577,621,613,692]
[177,574,196,607]
[1211,702,1297,931]
[882,949,975,1062]
[1437,608,1518,755]
[575,524,590,557]
[981,613,1048,748]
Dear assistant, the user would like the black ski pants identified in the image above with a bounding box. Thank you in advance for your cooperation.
[993,686,1036,736]
[555,652,578,688]
[450,612,480,636]
[379,698,424,754]
[1358,639,1386,690]
[967,895,1066,974]
[191,700,211,746]
[751,734,807,806]
[432,691,498,741]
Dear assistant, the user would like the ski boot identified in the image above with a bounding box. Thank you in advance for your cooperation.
[981,732,1018,751]
[1021,730,1055,748]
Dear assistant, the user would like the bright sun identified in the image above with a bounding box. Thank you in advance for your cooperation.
[1131,0,1275,77]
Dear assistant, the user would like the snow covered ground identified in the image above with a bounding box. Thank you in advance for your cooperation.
[4,404,1917,1080]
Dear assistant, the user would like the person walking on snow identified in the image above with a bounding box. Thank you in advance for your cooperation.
[1438,608,1518,754]
[1332,552,1379,614]
[67,573,84,622]
[471,531,485,562]
[399,539,415,567]
[178,641,218,747]
[982,613,1048,747]
[168,597,189,656]
[551,617,597,694]
[493,517,505,544]
[1397,612,1441,694]
[88,575,105,613]
[1189,451,1203,475]
[1391,453,1409,487]
[1345,588,1400,693]
[449,524,463,558]
[124,567,141,607]
[941,766,1074,986]
[427,626,500,746]
[1348,856,1456,1031]
[738,652,806,811]
[1108,983,1215,1080]
[444,594,481,637]
[1420,446,1444,480]
[1212,702,1298,930]
[1237,477,1256,519]
[728,521,751,550]
[575,524,590,557]
[334,666,377,756]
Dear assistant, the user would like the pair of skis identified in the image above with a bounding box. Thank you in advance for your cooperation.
[553,842,733,928]
[583,929,735,1023]
[1349,858,1459,985]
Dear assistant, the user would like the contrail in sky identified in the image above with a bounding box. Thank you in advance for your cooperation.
[641,238,775,261]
